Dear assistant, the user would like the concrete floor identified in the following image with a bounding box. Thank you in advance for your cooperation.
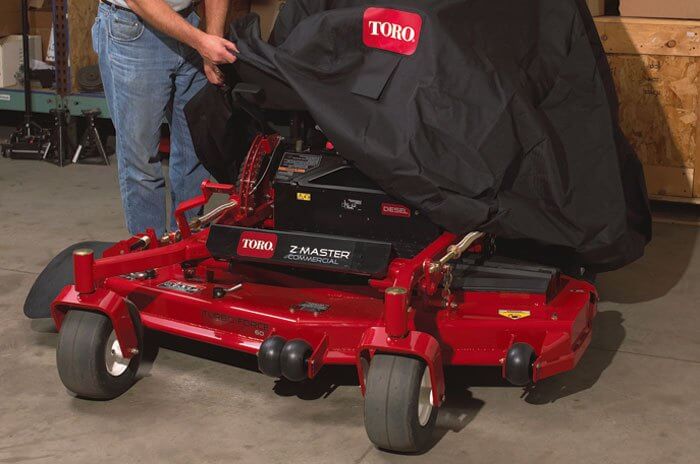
[1,153,699,464]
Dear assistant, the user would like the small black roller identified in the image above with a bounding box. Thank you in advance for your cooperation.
[280,339,312,382]
[257,336,286,378]
[505,342,536,386]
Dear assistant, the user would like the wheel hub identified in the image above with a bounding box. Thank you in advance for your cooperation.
[417,368,434,427]
[105,330,130,377]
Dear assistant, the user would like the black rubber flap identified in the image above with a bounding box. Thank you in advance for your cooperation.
[23,241,115,319]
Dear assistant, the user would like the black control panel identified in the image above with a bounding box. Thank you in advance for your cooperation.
[272,151,441,257]
[206,225,393,278]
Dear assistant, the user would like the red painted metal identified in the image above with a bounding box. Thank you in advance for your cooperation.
[73,249,95,294]
[236,134,281,222]
[52,286,139,357]
[175,180,238,238]
[384,287,409,338]
[94,236,210,281]
[50,132,597,406]
[307,334,329,379]
[357,327,445,406]
[52,243,596,400]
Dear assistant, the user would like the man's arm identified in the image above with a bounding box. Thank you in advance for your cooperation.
[202,0,231,85]
[125,0,237,65]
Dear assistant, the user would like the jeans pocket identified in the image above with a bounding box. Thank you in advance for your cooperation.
[108,10,145,43]
[91,17,101,54]
[189,11,201,28]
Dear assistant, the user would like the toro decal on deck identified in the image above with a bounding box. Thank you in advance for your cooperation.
[363,7,423,56]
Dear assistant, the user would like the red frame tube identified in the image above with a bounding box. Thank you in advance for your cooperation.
[73,249,95,294]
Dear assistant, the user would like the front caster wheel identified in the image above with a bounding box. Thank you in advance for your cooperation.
[363,354,438,453]
[56,310,141,400]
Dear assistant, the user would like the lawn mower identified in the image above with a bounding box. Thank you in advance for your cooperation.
[24,76,597,454]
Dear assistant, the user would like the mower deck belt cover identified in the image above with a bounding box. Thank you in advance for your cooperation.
[273,151,441,257]
[186,0,652,273]
[206,224,393,277]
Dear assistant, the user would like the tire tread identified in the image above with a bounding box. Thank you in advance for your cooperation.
[363,354,437,453]
[56,310,139,400]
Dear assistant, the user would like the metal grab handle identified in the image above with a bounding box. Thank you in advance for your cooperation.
[431,231,485,272]
[189,200,239,230]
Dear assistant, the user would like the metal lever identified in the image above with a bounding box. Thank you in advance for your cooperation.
[213,283,244,299]
[430,231,485,273]
[188,200,239,231]
[129,235,151,251]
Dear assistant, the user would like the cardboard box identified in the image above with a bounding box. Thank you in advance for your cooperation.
[250,0,285,41]
[594,16,700,201]
[0,3,22,37]
[587,0,606,17]
[29,8,53,60]
[619,0,700,20]
[0,35,43,87]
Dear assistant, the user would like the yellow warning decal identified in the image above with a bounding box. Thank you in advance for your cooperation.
[498,309,531,320]
[296,192,312,201]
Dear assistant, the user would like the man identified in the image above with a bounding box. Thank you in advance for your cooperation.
[92,0,237,237]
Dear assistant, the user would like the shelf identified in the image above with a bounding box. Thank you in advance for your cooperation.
[0,86,110,118]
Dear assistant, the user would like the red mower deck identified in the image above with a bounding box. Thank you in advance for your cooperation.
[36,133,597,453]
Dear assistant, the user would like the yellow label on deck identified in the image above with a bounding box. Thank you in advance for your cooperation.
[498,309,531,320]
[296,192,312,201]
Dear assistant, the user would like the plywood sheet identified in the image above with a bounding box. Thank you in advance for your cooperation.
[607,54,699,169]
[595,17,700,57]
[68,0,98,92]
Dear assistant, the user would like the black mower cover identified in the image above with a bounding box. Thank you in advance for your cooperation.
[186,0,651,272]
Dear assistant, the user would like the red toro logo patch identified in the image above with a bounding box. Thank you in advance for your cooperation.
[363,7,423,56]
[237,231,278,259]
[381,203,412,218]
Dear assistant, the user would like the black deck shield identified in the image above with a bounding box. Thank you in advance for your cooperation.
[186,0,651,272]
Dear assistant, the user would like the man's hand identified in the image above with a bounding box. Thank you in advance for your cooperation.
[195,34,239,65]
[125,0,234,85]
[201,0,234,85]
[204,59,225,86]
[125,0,237,66]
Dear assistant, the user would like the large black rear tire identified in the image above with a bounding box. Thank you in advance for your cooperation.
[363,354,438,453]
[24,241,115,319]
[56,310,141,400]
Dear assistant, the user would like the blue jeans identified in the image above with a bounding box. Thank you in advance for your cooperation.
[92,3,208,237]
